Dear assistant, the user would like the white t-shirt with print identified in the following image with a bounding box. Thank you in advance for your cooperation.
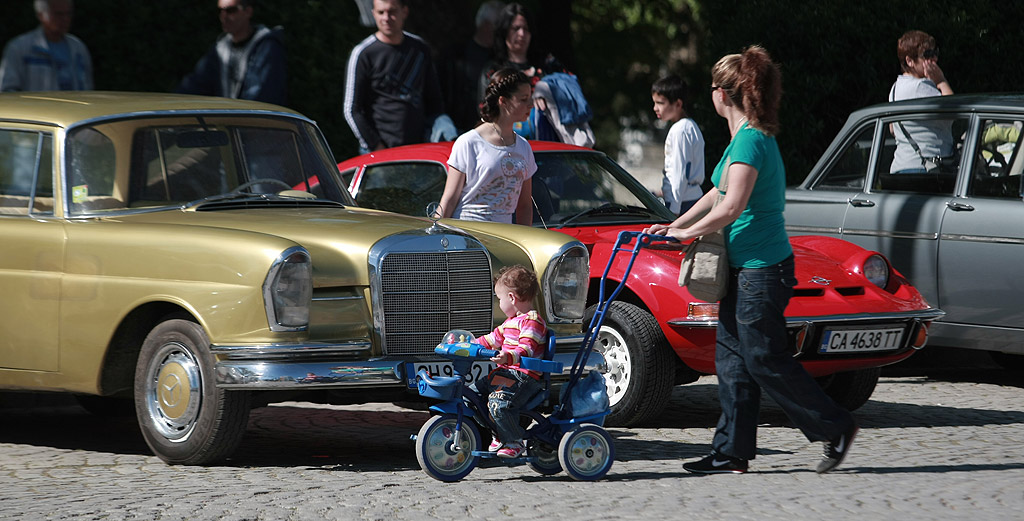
[447,129,537,223]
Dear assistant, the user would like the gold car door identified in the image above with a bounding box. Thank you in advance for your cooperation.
[0,129,62,371]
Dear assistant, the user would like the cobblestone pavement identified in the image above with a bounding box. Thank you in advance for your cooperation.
[0,352,1021,521]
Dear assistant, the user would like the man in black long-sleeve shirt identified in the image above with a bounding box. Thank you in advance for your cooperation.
[344,0,444,152]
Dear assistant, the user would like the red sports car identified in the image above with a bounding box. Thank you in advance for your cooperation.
[336,141,943,426]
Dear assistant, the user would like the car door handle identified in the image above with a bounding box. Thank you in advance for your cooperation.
[848,197,875,207]
[946,201,975,211]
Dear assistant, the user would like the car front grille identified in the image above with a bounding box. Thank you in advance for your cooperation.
[378,249,494,356]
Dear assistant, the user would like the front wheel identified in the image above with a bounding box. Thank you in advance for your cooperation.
[134,319,251,465]
[558,424,614,481]
[588,302,676,426]
[415,414,481,482]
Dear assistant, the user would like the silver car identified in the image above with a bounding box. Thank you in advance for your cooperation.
[785,94,1024,368]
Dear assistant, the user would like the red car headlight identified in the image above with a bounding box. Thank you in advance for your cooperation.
[863,254,890,289]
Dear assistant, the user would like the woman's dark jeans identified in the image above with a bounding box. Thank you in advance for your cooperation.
[711,255,854,461]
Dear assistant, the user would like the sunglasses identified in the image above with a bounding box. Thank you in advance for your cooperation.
[219,5,242,14]
[921,48,939,59]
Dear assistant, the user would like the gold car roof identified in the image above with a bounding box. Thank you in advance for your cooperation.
[0,91,302,128]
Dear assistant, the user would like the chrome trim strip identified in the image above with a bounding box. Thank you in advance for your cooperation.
[785,225,841,235]
[668,308,945,328]
[940,234,1024,245]
[312,295,364,302]
[841,229,938,240]
[210,341,372,359]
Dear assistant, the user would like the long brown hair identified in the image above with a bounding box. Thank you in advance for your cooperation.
[712,45,782,135]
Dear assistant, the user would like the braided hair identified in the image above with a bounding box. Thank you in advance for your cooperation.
[479,68,530,123]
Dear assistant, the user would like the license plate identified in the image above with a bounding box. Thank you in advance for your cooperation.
[818,327,905,353]
[407,361,496,388]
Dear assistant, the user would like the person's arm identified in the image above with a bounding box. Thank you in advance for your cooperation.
[643,186,716,235]
[0,42,24,92]
[514,177,533,226]
[438,165,467,218]
[923,62,953,96]
[343,46,382,151]
[244,37,288,106]
[177,45,219,96]
[645,162,757,241]
[422,56,445,120]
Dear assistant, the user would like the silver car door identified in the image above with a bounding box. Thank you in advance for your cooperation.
[786,122,877,239]
[839,115,971,304]
[935,116,1024,347]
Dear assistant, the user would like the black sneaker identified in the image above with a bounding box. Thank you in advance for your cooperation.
[683,453,748,474]
[816,423,859,474]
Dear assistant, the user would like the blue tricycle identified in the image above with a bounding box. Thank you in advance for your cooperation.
[412,231,675,482]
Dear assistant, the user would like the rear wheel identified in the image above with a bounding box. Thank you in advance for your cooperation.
[558,424,614,481]
[588,302,675,426]
[527,438,562,475]
[134,319,251,465]
[818,367,880,411]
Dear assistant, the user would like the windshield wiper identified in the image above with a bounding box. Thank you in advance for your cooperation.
[181,191,269,209]
[556,203,658,228]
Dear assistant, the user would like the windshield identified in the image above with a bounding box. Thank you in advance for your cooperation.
[64,114,354,215]
[532,150,676,228]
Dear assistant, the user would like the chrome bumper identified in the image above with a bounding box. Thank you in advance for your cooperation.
[212,335,597,389]
[668,308,946,329]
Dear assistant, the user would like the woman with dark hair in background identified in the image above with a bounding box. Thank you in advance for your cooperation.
[645,46,859,475]
[438,67,536,225]
[489,2,594,146]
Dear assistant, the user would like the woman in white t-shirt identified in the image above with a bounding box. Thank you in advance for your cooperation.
[438,68,537,224]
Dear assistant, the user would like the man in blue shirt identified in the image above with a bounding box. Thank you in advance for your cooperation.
[0,0,93,92]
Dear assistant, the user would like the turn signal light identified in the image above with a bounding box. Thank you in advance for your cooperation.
[687,302,719,321]
[912,322,930,349]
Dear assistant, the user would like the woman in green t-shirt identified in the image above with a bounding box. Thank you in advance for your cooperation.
[645,46,858,475]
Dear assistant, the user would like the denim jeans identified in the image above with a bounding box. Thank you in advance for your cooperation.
[711,255,854,461]
[474,368,543,443]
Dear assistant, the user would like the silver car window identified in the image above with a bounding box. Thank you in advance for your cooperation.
[969,119,1024,198]
[811,124,873,191]
[874,116,969,195]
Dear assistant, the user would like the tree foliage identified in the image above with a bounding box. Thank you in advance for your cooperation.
[2,0,1022,177]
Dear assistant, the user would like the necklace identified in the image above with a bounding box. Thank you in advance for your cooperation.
[493,123,512,157]
[732,117,749,135]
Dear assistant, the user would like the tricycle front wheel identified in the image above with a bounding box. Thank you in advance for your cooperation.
[415,414,481,482]
[558,423,614,481]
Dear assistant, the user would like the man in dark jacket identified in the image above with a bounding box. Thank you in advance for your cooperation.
[177,0,287,106]
[344,0,444,152]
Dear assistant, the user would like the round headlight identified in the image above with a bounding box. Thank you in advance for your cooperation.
[863,254,890,289]
[544,244,589,322]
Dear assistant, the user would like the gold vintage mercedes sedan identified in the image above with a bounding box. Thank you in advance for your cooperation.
[0,92,589,465]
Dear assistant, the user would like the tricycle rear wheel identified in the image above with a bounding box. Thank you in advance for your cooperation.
[558,423,614,481]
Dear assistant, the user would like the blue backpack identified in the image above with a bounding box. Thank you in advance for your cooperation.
[543,72,593,126]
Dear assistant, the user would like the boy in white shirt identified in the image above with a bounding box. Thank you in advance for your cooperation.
[652,75,705,215]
